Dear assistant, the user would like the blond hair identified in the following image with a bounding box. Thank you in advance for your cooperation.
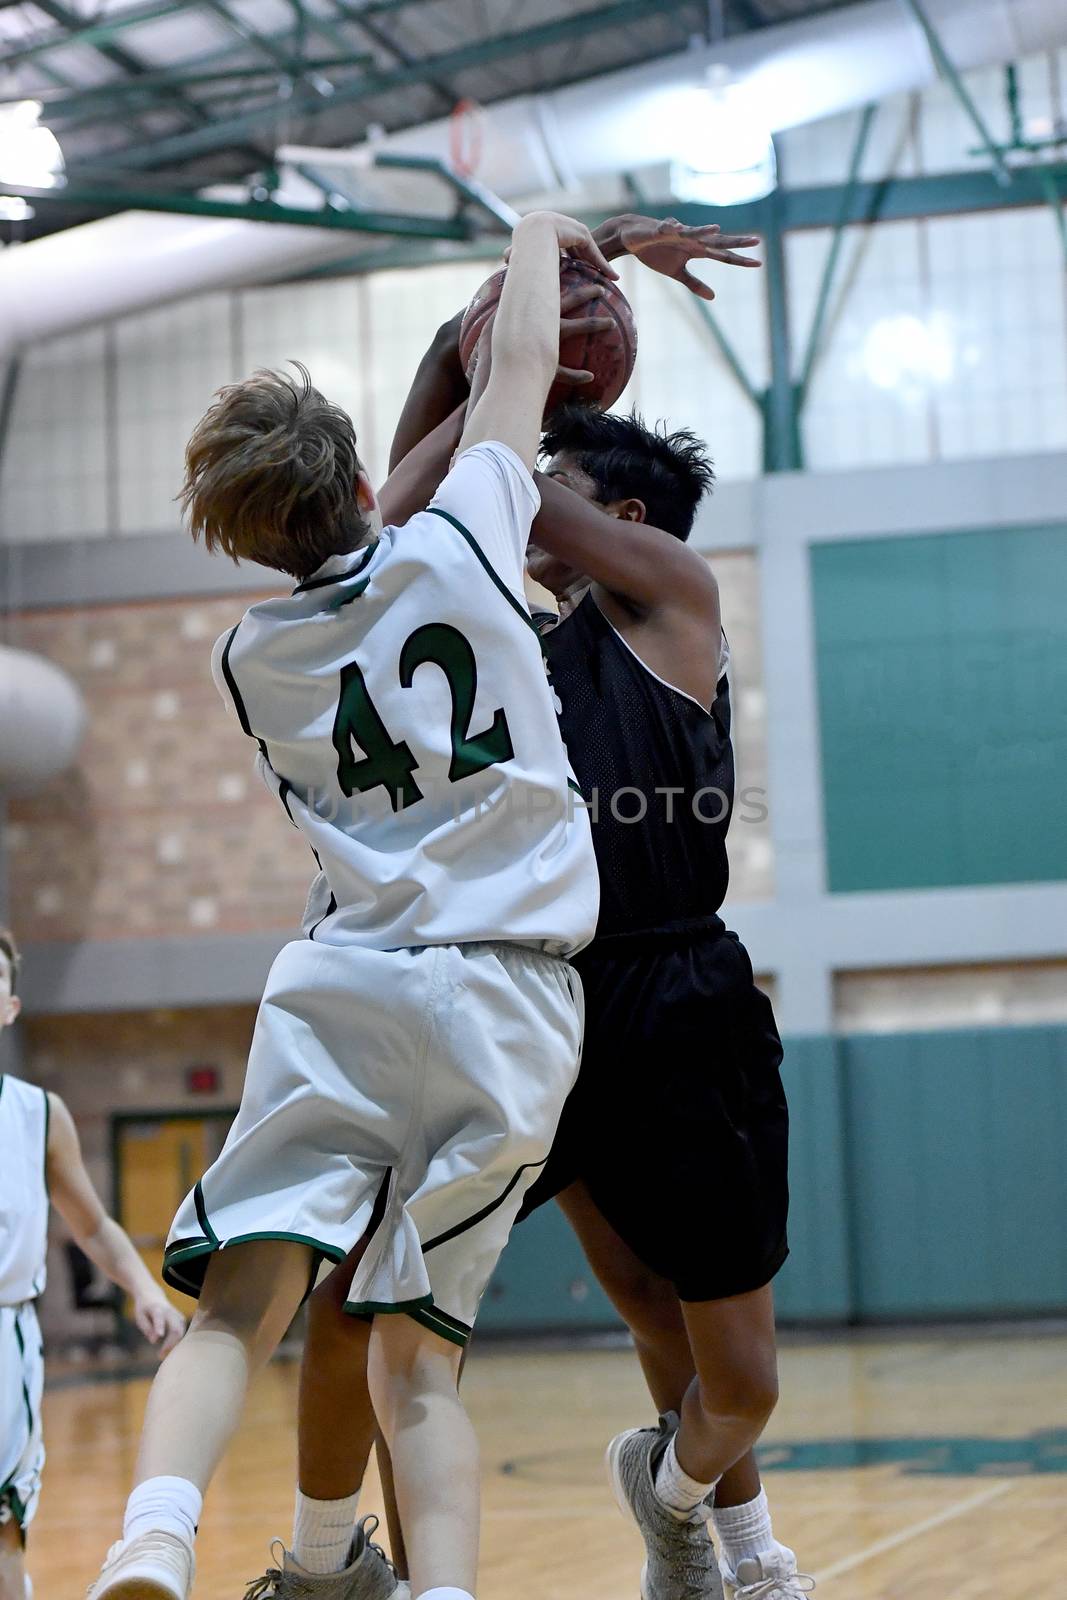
[180,363,370,579]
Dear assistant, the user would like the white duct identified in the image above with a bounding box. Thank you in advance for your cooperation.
[0,0,1063,359]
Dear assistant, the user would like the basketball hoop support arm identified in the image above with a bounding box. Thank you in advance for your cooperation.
[373,151,520,232]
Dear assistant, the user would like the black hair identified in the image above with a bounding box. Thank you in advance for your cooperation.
[540,404,715,540]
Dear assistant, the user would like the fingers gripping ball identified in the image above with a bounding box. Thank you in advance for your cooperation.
[459,258,637,415]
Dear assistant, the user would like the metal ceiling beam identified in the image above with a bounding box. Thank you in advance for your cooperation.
[728,0,775,27]
[374,151,520,229]
[199,0,316,83]
[328,0,457,110]
[899,0,1011,187]
[796,103,877,405]
[27,0,216,137]
[9,56,374,112]
[278,160,1067,282]
[28,0,191,88]
[760,184,801,472]
[0,178,473,238]
[74,0,699,172]
[18,22,306,98]
[0,0,187,69]
[661,162,1067,233]
[1038,170,1067,267]
[294,161,371,212]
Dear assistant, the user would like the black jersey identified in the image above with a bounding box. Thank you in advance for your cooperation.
[543,592,733,940]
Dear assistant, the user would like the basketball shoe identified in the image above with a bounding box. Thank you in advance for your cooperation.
[721,1549,815,1599]
[242,1515,398,1600]
[606,1414,724,1600]
[86,1529,193,1600]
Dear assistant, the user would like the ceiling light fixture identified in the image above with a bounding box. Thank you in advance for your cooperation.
[0,99,65,190]
[670,66,776,207]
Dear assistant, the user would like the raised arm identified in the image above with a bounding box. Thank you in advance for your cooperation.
[531,474,722,705]
[533,472,719,625]
[378,401,466,528]
[387,311,468,475]
[458,211,616,468]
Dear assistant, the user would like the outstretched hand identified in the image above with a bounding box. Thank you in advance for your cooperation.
[616,216,761,301]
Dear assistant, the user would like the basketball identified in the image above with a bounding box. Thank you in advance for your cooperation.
[458,257,638,414]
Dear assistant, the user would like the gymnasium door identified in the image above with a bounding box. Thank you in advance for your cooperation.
[113,1112,236,1312]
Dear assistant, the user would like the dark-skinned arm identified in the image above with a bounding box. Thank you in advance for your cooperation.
[379,360,719,631]
[532,474,722,706]
[532,472,720,630]
[378,401,466,527]
[387,311,469,475]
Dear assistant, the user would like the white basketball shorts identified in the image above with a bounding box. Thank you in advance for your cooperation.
[164,939,583,1345]
[0,1301,45,1536]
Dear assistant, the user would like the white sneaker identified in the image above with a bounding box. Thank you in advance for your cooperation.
[721,1546,814,1599]
[87,1531,194,1600]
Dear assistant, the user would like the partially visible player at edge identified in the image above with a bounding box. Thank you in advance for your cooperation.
[0,929,185,1600]
[87,207,610,1600]
[249,214,810,1600]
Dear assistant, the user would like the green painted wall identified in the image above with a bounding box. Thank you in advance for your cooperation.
[811,524,1067,892]
[479,1024,1067,1332]
[842,1023,1067,1318]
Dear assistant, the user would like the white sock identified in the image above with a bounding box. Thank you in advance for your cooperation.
[415,1589,475,1600]
[713,1489,782,1572]
[292,1489,360,1575]
[123,1476,202,1549]
[654,1435,717,1521]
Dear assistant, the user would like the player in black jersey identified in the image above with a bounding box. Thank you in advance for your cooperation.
[518,405,804,1600]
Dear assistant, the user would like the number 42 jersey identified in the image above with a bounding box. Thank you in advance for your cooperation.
[211,442,599,958]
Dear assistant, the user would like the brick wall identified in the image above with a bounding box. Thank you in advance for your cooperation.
[7,591,314,944]
[6,555,771,950]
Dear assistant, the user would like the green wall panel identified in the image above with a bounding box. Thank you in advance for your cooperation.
[842,1024,1067,1317]
[480,1036,855,1333]
[478,1023,1067,1333]
[774,1038,852,1322]
[811,524,1067,892]
[478,1200,621,1333]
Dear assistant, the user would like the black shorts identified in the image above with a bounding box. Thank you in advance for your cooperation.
[519,920,789,1302]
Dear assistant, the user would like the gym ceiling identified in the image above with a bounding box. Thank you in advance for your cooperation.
[0,0,860,240]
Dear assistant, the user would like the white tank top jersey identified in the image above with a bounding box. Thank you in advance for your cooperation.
[0,1076,50,1305]
[212,442,600,957]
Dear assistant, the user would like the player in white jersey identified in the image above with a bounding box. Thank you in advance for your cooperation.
[0,930,184,1600]
[88,209,609,1600]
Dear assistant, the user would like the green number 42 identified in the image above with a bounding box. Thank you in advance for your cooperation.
[332,623,515,812]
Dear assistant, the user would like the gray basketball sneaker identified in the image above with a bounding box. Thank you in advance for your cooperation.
[723,1551,815,1599]
[243,1516,398,1600]
[606,1414,724,1600]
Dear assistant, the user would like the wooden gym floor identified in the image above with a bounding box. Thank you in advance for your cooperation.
[29,1327,1067,1599]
